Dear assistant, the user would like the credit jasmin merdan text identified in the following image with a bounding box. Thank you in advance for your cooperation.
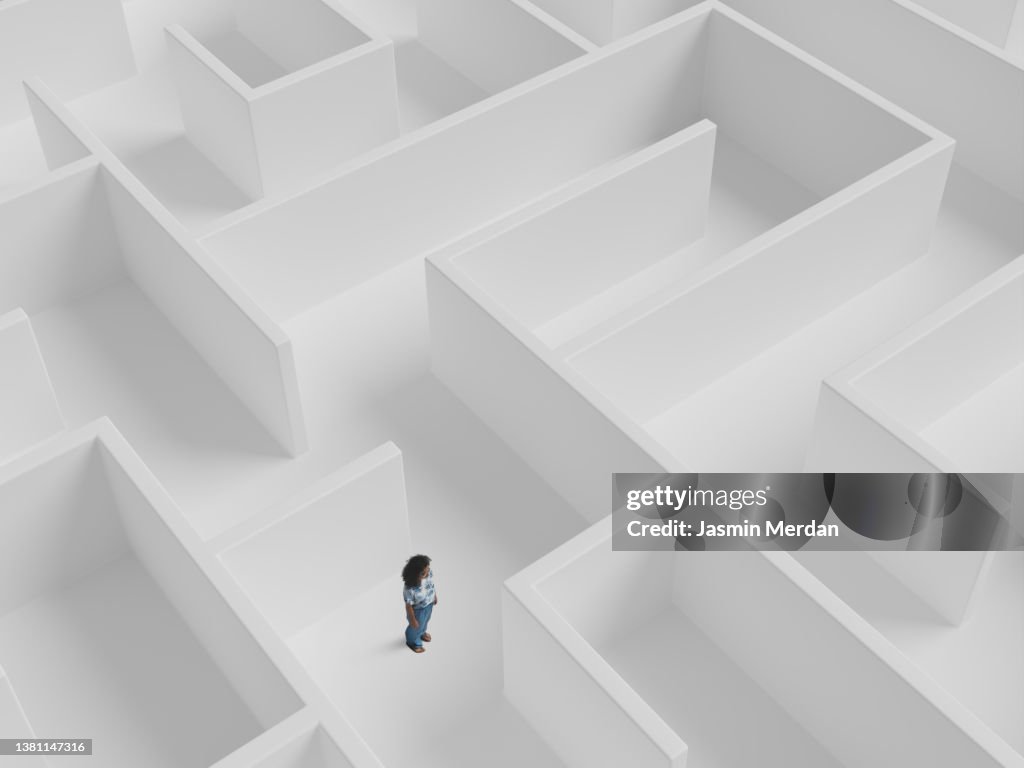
[627,519,841,538]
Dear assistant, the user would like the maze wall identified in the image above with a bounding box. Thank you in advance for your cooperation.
[0,1,1022,766]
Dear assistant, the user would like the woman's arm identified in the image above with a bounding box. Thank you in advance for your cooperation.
[406,601,418,628]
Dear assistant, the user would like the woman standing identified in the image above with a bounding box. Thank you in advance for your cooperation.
[402,554,438,653]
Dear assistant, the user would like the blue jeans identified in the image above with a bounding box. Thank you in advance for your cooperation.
[405,603,433,648]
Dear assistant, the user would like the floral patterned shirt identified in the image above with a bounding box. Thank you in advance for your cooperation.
[403,568,436,608]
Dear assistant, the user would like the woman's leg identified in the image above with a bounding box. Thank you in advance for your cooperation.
[420,604,433,637]
[420,604,434,641]
[406,606,427,648]
[405,608,423,648]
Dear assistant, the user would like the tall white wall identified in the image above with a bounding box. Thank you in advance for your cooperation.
[853,268,1024,432]
[427,262,665,517]
[672,553,1011,767]
[0,669,47,765]
[703,8,930,199]
[805,383,941,472]
[167,26,264,200]
[218,443,411,638]
[912,0,1019,46]
[569,140,954,424]
[99,435,302,730]
[803,385,996,624]
[868,550,993,625]
[530,0,701,44]
[18,78,309,458]
[0,162,124,317]
[0,440,127,617]
[249,728,352,768]
[207,709,354,768]
[234,0,369,74]
[806,263,1022,624]
[100,168,307,456]
[539,540,672,651]
[503,521,686,767]
[726,0,1024,202]
[502,588,685,768]
[249,43,401,196]
[455,121,716,330]
[0,310,64,463]
[23,86,91,172]
[418,0,587,94]
[528,0,615,44]
[0,0,135,125]
[614,0,703,39]
[201,9,710,320]
[169,27,400,200]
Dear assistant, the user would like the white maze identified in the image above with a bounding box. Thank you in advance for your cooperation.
[0,1,1021,766]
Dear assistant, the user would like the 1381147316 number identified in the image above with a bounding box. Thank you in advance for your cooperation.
[0,739,92,755]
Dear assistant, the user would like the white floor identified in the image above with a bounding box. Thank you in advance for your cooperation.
[290,579,567,768]
[0,556,263,768]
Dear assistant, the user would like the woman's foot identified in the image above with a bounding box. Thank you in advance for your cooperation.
[421,633,432,642]
[408,644,425,653]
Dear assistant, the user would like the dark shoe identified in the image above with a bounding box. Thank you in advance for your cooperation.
[407,644,425,653]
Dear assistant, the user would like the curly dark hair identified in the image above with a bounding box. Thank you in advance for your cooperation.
[402,554,431,588]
